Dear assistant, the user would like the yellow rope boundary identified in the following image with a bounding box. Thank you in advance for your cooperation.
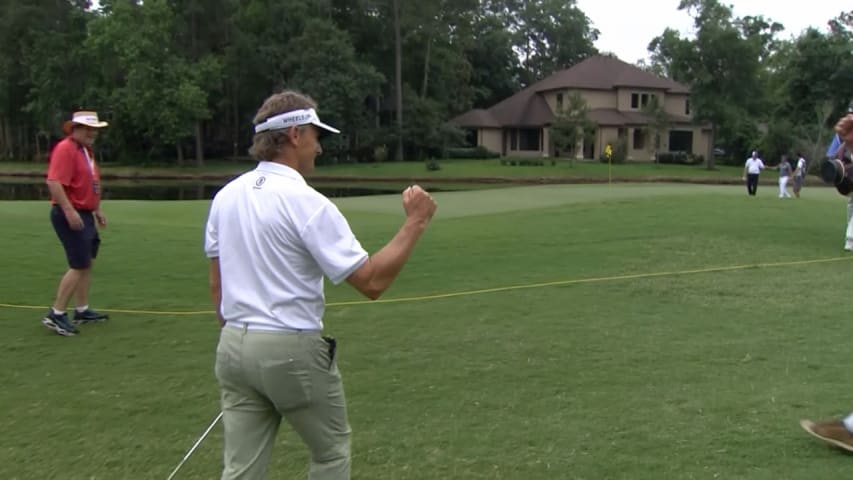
[2,255,850,316]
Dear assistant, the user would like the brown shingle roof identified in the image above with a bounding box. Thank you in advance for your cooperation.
[480,86,553,127]
[508,90,554,126]
[533,56,689,94]
[452,55,692,128]
[449,109,500,128]
[587,108,629,126]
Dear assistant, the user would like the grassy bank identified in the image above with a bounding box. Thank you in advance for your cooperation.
[2,184,852,478]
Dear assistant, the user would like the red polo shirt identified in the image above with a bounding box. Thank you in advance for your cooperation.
[46,137,101,211]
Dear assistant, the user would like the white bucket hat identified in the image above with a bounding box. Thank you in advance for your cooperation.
[63,111,108,134]
[254,108,340,136]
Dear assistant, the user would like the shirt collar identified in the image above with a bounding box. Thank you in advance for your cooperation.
[255,161,306,185]
[67,136,92,153]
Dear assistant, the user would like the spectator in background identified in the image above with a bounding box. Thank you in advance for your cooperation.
[792,153,807,199]
[43,111,111,337]
[766,154,792,199]
[742,150,765,196]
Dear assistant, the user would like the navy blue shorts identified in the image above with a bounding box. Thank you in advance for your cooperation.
[51,205,100,269]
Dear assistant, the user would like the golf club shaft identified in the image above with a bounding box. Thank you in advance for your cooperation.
[166,411,223,480]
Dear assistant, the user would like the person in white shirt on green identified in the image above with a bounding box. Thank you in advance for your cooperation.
[205,90,438,479]
[765,154,792,198]
[742,150,765,196]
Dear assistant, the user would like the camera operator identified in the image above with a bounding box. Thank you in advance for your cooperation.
[832,101,853,251]
[801,111,853,451]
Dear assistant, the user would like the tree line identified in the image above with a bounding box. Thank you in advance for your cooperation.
[0,0,850,167]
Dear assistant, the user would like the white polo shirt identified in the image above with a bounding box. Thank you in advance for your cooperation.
[745,157,765,174]
[204,161,368,332]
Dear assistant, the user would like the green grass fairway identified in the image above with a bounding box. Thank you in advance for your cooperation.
[2,184,853,479]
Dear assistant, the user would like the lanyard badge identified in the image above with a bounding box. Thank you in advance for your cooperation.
[82,147,100,194]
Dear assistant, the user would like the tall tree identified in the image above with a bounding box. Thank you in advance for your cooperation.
[485,0,598,85]
[84,0,220,164]
[642,95,670,164]
[466,11,521,108]
[0,0,92,160]
[168,0,232,164]
[649,0,780,168]
[550,92,595,165]
[392,0,404,161]
[283,18,385,162]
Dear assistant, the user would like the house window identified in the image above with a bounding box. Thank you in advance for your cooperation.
[685,98,690,115]
[556,93,563,112]
[668,130,694,153]
[633,129,645,150]
[510,130,518,150]
[631,93,654,109]
[518,128,541,151]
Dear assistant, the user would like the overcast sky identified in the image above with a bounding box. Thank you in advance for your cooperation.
[575,0,849,64]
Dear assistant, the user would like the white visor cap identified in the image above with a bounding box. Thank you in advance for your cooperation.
[254,108,340,135]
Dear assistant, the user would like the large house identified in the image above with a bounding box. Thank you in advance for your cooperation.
[450,55,712,161]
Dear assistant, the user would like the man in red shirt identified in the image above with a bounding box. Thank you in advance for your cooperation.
[43,111,110,336]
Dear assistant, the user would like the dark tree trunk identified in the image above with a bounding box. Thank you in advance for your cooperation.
[195,122,204,166]
[176,141,185,166]
[393,0,404,162]
[421,35,431,98]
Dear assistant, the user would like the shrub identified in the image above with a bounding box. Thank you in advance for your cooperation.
[501,158,545,167]
[425,160,441,171]
[613,139,628,164]
[373,145,388,163]
[657,152,691,164]
[445,146,500,159]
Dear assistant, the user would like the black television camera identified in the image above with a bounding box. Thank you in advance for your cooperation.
[820,155,853,195]
[822,102,853,195]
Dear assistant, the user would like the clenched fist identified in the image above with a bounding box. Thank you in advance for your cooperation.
[402,185,437,223]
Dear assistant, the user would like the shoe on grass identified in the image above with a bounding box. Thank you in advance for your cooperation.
[42,310,78,336]
[73,308,109,324]
[800,419,853,452]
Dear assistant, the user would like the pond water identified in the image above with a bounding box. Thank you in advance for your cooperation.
[0,178,439,201]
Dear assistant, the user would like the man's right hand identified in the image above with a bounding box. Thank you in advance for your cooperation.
[347,185,438,300]
[403,185,437,224]
[64,209,84,231]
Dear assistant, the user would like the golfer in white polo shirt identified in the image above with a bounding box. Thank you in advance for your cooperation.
[742,150,765,196]
[204,90,437,479]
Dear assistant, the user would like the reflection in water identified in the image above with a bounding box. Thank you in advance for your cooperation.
[0,181,405,201]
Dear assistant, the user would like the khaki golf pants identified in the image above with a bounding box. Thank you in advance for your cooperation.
[215,325,351,480]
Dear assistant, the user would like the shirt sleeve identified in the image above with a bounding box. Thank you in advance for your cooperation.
[300,202,369,285]
[46,141,75,186]
[827,135,841,158]
[204,199,220,258]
